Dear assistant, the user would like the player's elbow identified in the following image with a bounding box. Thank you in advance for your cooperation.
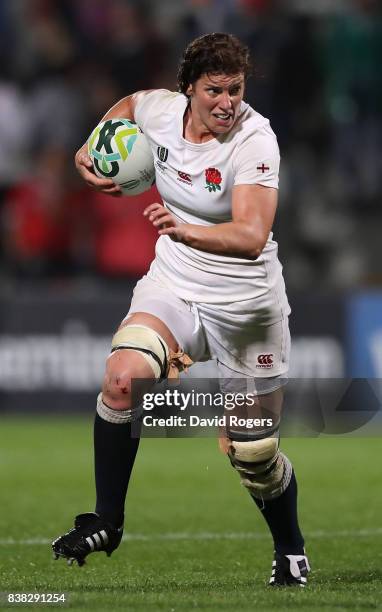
[242,242,264,260]
[246,245,263,260]
[241,229,266,259]
[234,222,267,259]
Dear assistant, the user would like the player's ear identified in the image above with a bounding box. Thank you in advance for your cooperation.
[186,83,193,97]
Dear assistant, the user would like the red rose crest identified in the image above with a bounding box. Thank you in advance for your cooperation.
[205,167,222,193]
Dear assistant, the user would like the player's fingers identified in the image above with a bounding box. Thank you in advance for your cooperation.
[153,214,174,227]
[144,206,163,218]
[158,226,184,242]
[75,144,122,194]
[85,176,118,189]
[77,151,93,168]
[78,163,114,186]
[77,164,96,180]
[149,208,170,222]
[158,227,178,237]
[143,203,163,216]
[100,185,123,196]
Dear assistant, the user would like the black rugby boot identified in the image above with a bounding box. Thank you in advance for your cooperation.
[52,512,123,566]
[269,552,310,587]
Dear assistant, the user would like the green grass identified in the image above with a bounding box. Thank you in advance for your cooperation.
[0,417,381,610]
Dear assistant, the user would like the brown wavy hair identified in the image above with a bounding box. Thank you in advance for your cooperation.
[177,33,252,96]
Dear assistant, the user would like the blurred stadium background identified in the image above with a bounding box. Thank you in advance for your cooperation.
[0,0,381,414]
[0,1,381,607]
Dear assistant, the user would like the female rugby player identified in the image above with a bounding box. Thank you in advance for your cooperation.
[52,33,309,587]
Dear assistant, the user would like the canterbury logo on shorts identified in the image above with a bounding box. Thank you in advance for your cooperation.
[256,354,274,368]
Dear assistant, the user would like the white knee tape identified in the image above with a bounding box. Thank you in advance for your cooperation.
[96,393,141,424]
[111,324,193,381]
[228,436,292,501]
[231,437,279,464]
[111,325,169,380]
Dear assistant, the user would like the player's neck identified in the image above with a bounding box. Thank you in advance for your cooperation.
[183,106,216,144]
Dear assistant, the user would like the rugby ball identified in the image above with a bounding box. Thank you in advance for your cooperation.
[88,118,155,196]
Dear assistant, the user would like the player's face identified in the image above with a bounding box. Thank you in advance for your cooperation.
[186,73,245,136]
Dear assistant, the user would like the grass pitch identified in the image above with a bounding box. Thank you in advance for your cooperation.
[0,416,381,611]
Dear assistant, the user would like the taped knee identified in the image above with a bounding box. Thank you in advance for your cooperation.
[228,436,292,501]
[111,324,193,381]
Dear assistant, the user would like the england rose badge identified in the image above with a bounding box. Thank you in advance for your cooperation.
[204,167,222,192]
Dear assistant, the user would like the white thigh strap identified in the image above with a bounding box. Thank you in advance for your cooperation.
[111,324,169,380]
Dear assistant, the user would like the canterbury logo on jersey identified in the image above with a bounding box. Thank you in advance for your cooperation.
[256,354,274,368]
[177,170,192,185]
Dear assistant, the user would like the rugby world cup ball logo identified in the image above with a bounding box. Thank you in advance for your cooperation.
[88,118,155,196]
[89,119,138,178]
[205,167,222,192]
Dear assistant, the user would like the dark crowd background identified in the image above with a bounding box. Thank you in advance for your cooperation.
[0,0,381,293]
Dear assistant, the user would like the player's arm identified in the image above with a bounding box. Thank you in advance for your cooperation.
[75,91,154,195]
[145,184,278,259]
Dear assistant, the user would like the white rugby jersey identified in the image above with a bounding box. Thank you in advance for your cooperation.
[134,89,289,321]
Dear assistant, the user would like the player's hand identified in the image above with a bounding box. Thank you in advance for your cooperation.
[75,145,122,197]
[143,203,187,242]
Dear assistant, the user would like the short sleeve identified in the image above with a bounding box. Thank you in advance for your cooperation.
[134,89,172,132]
[233,123,280,189]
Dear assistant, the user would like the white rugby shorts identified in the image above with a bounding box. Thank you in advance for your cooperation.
[125,274,290,395]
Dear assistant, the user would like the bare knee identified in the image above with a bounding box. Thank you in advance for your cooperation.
[102,349,155,411]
